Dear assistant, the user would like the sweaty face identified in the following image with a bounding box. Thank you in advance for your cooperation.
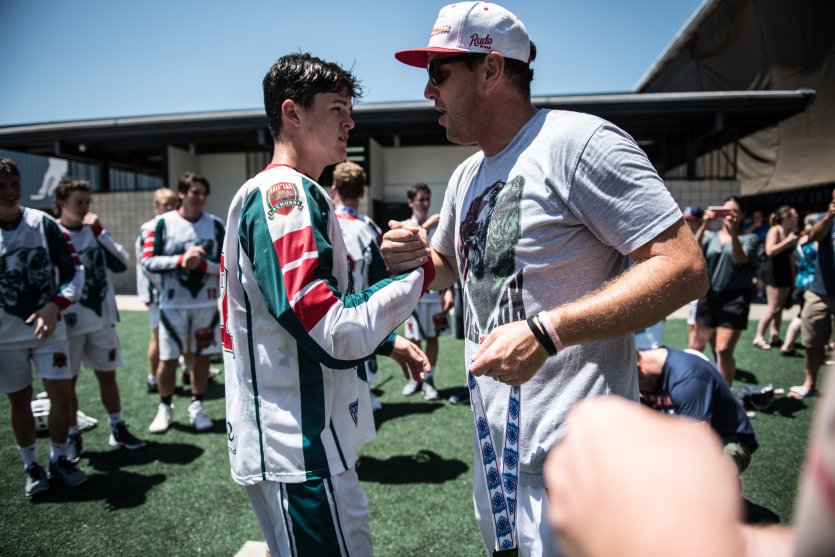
[300,92,355,168]
[424,54,483,146]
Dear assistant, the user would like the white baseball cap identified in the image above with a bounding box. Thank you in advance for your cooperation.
[395,2,531,68]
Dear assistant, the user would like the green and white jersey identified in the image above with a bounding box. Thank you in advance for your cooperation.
[221,164,435,485]
[59,223,129,336]
[142,211,225,310]
[0,208,84,347]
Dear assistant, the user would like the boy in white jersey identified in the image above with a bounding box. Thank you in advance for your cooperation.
[331,161,428,416]
[0,158,88,496]
[136,188,178,393]
[54,179,146,461]
[143,172,224,433]
[221,52,432,556]
[399,183,454,401]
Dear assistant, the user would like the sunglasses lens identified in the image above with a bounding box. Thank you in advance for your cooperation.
[427,62,442,86]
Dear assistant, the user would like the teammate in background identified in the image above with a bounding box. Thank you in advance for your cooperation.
[136,188,178,393]
[386,3,707,554]
[142,172,224,433]
[400,183,454,401]
[221,52,431,556]
[637,346,757,474]
[55,179,146,460]
[0,157,87,496]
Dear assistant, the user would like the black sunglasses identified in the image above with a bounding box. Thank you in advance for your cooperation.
[426,53,474,86]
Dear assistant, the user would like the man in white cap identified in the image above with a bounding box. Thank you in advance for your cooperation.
[383,2,708,555]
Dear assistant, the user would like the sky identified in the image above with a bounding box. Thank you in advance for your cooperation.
[0,0,704,127]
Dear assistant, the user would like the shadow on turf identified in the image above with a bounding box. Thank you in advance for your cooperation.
[30,469,166,509]
[760,396,808,418]
[84,441,204,470]
[357,450,467,484]
[372,401,445,428]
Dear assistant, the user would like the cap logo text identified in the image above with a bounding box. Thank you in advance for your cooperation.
[431,25,451,37]
[469,33,493,49]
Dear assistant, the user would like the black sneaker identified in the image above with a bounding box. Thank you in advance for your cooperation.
[109,422,147,450]
[448,387,470,405]
[67,431,84,464]
[24,463,49,497]
[147,379,158,393]
[49,456,87,487]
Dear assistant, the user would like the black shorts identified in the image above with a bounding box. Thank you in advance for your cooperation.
[695,289,752,330]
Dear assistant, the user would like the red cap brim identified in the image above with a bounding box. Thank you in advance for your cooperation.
[395,47,467,68]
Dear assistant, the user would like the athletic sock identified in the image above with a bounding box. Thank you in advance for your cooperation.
[425,367,435,382]
[192,394,204,403]
[68,425,80,436]
[160,395,173,406]
[108,412,125,427]
[49,441,68,463]
[19,443,38,470]
[147,374,157,384]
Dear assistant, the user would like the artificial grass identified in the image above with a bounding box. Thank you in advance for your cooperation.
[0,312,822,556]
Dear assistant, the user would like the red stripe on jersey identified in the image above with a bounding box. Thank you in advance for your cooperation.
[335,213,359,222]
[273,227,318,299]
[142,231,156,260]
[282,256,319,304]
[62,232,82,266]
[293,281,338,331]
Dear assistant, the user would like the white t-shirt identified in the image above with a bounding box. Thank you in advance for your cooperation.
[433,109,682,486]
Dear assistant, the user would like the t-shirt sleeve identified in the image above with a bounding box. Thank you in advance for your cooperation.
[431,165,465,258]
[567,123,682,255]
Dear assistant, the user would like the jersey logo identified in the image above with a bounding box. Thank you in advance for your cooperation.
[77,245,107,317]
[65,312,78,328]
[266,182,304,219]
[350,400,359,426]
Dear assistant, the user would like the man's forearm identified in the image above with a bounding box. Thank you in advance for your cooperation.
[427,249,458,291]
[543,223,708,348]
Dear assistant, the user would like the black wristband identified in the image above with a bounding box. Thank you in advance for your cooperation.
[527,316,557,356]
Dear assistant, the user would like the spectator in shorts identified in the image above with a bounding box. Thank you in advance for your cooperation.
[400,183,454,401]
[794,189,835,398]
[752,206,798,350]
[0,157,87,496]
[637,346,758,474]
[54,179,146,461]
[142,172,225,432]
[691,197,760,384]
[136,188,178,393]
[780,214,818,356]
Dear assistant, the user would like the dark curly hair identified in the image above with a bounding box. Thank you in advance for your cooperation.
[263,52,363,140]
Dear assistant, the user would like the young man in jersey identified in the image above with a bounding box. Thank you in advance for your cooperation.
[221,52,432,556]
[400,183,454,401]
[143,172,225,433]
[54,179,146,461]
[0,157,87,496]
[136,188,178,393]
[385,3,708,554]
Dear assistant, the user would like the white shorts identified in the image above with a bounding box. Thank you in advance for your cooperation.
[404,293,450,341]
[472,450,562,557]
[158,306,220,360]
[148,303,160,330]
[244,468,372,557]
[0,337,72,394]
[68,325,123,376]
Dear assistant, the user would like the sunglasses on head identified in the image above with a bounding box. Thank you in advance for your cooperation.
[426,53,475,86]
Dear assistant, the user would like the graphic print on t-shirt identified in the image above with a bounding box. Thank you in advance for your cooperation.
[77,245,106,316]
[458,175,526,342]
[0,246,52,321]
[175,238,216,299]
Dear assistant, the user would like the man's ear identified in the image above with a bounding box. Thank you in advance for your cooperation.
[281,99,303,129]
[483,52,505,93]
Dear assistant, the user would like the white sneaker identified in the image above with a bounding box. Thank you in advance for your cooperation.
[148,403,174,434]
[402,379,422,396]
[422,379,439,401]
[188,401,212,432]
[370,393,383,412]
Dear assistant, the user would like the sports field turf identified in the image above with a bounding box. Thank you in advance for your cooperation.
[0,311,824,556]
